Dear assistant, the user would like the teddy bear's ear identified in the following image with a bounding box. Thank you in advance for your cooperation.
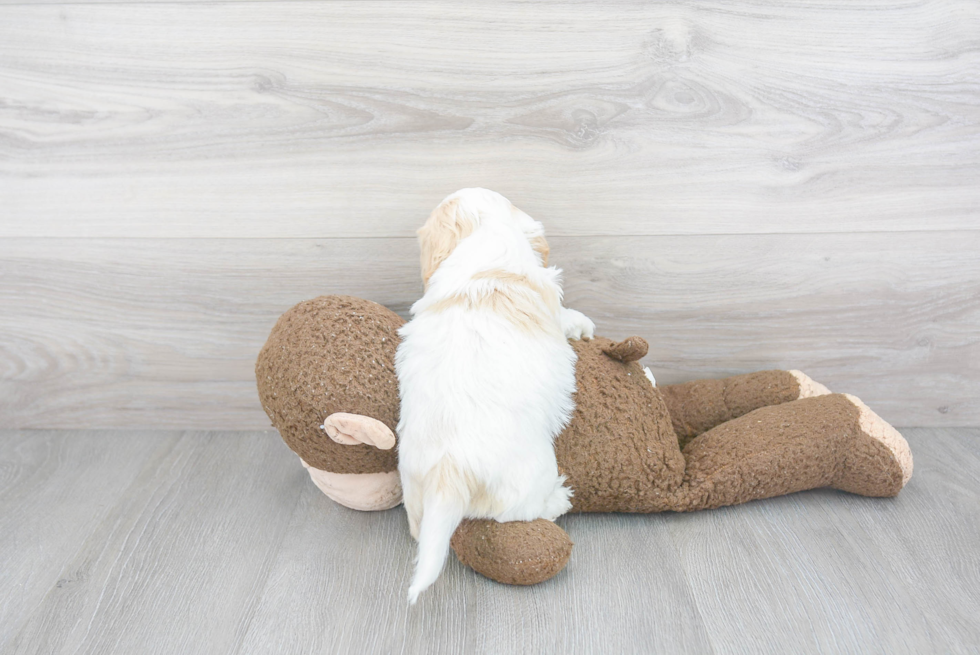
[602,337,648,363]
[322,412,396,450]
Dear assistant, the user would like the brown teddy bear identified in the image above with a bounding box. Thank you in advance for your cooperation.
[256,295,913,586]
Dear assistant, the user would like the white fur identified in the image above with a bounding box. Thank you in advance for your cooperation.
[396,188,590,603]
[560,306,595,341]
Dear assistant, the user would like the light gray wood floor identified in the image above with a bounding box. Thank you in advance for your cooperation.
[1,429,978,654]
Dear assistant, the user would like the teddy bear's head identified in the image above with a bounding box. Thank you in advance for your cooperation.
[255,295,404,474]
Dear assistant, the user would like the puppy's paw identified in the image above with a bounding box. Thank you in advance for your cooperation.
[543,482,574,520]
[560,308,595,341]
[321,412,396,450]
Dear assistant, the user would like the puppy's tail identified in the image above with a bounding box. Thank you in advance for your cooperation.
[408,460,468,604]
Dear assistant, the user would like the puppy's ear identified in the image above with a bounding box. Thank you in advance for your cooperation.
[529,236,550,267]
[418,197,478,285]
[510,204,550,267]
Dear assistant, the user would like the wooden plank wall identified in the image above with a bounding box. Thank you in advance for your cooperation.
[1,1,978,429]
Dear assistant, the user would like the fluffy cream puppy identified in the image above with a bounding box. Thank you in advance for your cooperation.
[396,188,595,603]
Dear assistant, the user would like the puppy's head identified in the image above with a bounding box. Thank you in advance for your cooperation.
[418,188,550,286]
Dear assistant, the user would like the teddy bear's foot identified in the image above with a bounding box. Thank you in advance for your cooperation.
[832,394,913,496]
[450,519,573,585]
[322,412,396,450]
[300,459,403,511]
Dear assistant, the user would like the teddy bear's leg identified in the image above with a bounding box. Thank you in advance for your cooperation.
[449,518,574,585]
[659,370,831,448]
[666,393,912,511]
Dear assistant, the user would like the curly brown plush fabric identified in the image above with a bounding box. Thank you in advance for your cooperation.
[256,296,404,474]
[668,393,908,511]
[659,370,803,448]
[601,336,648,363]
[556,338,684,513]
[450,518,573,585]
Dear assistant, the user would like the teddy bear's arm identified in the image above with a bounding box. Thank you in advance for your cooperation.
[450,518,573,586]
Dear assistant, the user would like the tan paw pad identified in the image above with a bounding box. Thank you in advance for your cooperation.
[789,370,832,399]
[844,394,913,487]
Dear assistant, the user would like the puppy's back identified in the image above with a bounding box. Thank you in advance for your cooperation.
[396,212,577,603]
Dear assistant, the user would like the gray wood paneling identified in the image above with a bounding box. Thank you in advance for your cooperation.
[2,428,978,654]
[2,232,977,429]
[0,238,421,430]
[0,1,977,429]
[1,1,977,237]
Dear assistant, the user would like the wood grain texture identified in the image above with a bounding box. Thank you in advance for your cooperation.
[0,430,180,654]
[2,232,977,429]
[5,430,305,655]
[842,428,980,649]
[1,1,977,429]
[239,499,713,654]
[1,1,978,237]
[2,428,978,654]
[0,238,422,430]
[668,428,980,653]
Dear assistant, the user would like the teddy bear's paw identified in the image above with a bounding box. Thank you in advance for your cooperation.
[789,370,832,399]
[560,307,595,341]
[837,394,913,494]
[302,461,403,511]
[321,412,396,450]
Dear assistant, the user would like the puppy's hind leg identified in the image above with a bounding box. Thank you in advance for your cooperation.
[402,480,423,540]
